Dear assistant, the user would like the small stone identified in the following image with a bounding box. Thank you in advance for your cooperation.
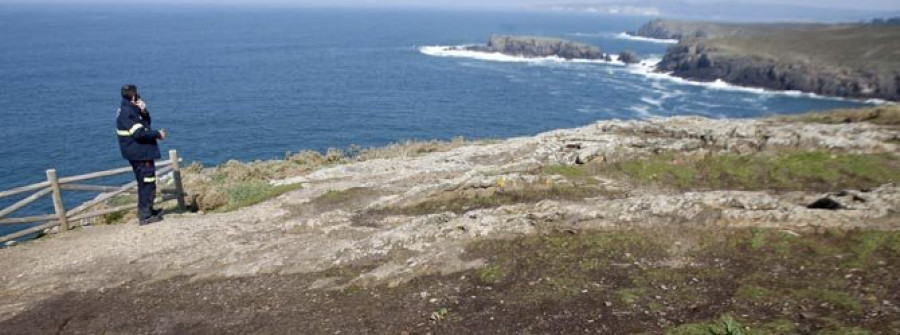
[799,311,819,320]
[604,301,613,307]
[4,240,17,247]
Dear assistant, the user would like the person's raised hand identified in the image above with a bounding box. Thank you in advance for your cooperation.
[135,99,147,111]
[158,129,167,140]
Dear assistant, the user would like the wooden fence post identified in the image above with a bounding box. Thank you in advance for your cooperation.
[46,169,69,233]
[169,150,187,212]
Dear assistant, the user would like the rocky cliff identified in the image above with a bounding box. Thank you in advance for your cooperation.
[637,20,900,101]
[467,35,604,60]
[658,41,899,101]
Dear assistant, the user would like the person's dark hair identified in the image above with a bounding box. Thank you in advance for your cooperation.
[121,84,138,100]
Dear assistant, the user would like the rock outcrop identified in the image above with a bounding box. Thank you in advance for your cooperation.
[618,50,640,64]
[634,19,900,101]
[467,35,604,60]
[658,41,900,101]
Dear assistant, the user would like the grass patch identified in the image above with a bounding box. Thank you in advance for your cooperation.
[606,151,897,192]
[792,288,862,314]
[320,188,365,203]
[542,165,590,179]
[667,315,747,335]
[370,185,606,218]
[468,231,668,301]
[181,138,479,211]
[734,285,774,302]
[217,181,303,213]
[774,105,900,126]
[617,288,646,305]
[475,265,505,284]
[461,228,898,333]
[98,194,137,224]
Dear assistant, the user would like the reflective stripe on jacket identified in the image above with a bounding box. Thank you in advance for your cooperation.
[116,98,161,161]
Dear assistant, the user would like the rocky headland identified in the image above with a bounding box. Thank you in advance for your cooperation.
[0,106,898,333]
[466,35,606,60]
[632,19,900,101]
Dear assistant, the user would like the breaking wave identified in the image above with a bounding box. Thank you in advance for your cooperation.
[614,32,678,44]
[418,45,626,66]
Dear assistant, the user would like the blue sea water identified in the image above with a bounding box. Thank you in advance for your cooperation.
[0,6,871,238]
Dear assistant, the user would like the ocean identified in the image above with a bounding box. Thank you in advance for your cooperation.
[0,6,872,238]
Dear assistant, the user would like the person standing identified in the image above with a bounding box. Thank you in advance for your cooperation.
[116,85,168,225]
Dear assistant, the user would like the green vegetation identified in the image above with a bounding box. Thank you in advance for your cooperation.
[398,185,601,215]
[607,151,897,192]
[775,105,900,126]
[462,228,900,333]
[667,315,747,335]
[98,194,137,224]
[217,181,304,213]
[542,165,590,179]
[476,265,505,284]
[706,25,900,75]
[181,138,477,212]
[353,184,606,226]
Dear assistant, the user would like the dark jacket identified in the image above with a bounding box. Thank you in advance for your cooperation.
[116,98,161,161]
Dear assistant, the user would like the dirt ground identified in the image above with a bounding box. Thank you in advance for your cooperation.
[2,228,898,335]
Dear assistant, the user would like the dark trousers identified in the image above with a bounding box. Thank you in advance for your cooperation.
[129,160,157,220]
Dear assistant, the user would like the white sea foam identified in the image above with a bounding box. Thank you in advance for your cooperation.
[419,45,626,66]
[566,32,608,37]
[640,96,663,107]
[694,101,724,109]
[628,105,652,117]
[614,32,678,44]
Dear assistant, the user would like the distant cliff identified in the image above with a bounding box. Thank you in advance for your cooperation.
[467,35,605,60]
[634,20,900,101]
[629,19,825,40]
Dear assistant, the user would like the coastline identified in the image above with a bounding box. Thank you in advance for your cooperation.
[629,19,900,102]
[419,45,893,105]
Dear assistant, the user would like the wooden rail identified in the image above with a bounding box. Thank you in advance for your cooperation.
[0,150,187,244]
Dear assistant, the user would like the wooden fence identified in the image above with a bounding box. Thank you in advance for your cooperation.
[0,149,186,244]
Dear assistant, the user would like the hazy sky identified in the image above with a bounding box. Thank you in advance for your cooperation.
[4,0,899,11]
